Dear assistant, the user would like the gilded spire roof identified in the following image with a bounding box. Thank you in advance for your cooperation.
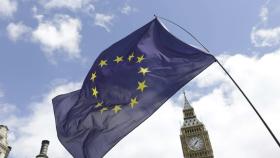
[182,92,202,127]
[183,91,192,110]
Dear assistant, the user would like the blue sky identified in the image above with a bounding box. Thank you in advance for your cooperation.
[1,0,280,157]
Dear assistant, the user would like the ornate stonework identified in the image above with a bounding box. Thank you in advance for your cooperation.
[180,93,213,158]
[0,125,11,158]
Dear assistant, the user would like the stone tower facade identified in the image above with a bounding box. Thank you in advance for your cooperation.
[180,93,213,158]
[0,125,11,158]
[36,140,50,158]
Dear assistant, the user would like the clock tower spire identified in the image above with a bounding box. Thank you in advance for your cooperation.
[180,92,214,158]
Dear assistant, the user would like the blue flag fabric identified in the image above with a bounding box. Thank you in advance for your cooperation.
[52,18,216,158]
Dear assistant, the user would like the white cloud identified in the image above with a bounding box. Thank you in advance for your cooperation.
[6,22,31,41]
[0,90,21,133]
[32,6,44,22]
[4,13,82,61]
[121,4,137,15]
[259,0,270,23]
[94,13,114,32]
[41,0,91,10]
[0,0,17,18]
[84,4,95,16]
[251,0,280,48]
[32,15,82,58]
[3,82,81,158]
[251,26,280,47]
[260,6,269,23]
[193,50,280,157]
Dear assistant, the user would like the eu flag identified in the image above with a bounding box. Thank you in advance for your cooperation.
[52,18,216,158]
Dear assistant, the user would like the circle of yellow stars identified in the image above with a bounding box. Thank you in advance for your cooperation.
[90,51,151,115]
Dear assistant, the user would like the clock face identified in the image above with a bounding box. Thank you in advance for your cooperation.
[187,136,204,151]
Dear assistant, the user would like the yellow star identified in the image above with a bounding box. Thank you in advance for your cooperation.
[112,105,122,113]
[128,52,134,62]
[99,59,108,67]
[90,72,97,82]
[137,80,148,92]
[136,55,145,63]
[130,97,138,108]
[95,101,103,108]
[114,56,123,63]
[100,107,108,114]
[92,87,98,98]
[138,67,150,76]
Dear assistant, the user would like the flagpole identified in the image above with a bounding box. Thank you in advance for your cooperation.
[154,14,280,148]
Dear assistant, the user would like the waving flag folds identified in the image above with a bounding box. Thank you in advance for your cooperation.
[52,18,216,158]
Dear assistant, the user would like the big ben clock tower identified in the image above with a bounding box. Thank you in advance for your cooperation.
[180,92,213,158]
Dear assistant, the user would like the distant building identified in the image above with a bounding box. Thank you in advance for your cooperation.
[36,140,50,158]
[180,93,214,158]
[0,125,11,158]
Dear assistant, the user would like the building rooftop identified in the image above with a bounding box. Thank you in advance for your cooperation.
[0,125,9,131]
[183,91,192,110]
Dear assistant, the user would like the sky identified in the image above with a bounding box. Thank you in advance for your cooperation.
[1,0,280,157]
